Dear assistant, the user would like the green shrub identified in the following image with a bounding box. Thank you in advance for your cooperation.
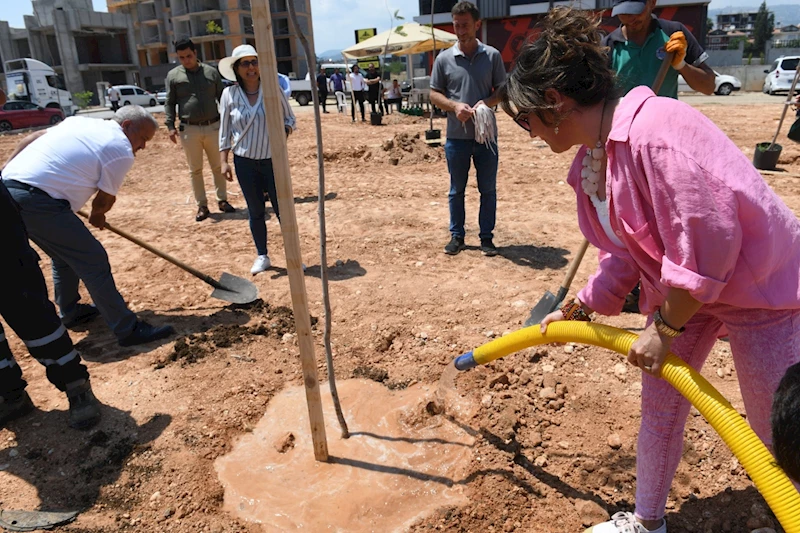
[73,91,94,109]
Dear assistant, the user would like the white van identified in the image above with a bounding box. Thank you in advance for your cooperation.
[104,85,158,108]
[4,58,74,116]
[291,63,354,105]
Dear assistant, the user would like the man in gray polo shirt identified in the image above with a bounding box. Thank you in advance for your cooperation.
[430,1,506,257]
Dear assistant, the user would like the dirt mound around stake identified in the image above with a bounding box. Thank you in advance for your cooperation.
[319,132,443,166]
[156,300,317,368]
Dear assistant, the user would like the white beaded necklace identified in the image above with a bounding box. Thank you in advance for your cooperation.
[580,99,608,197]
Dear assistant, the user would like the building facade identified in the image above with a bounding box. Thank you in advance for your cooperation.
[107,0,314,91]
[0,0,139,98]
[716,11,758,36]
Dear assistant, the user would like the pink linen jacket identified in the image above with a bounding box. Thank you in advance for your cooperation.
[572,86,800,315]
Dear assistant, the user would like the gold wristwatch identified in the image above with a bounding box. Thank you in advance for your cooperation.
[653,309,685,338]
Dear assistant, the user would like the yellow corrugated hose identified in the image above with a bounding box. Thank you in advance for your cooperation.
[453,321,800,532]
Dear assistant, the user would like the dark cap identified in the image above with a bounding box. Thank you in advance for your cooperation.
[612,0,646,17]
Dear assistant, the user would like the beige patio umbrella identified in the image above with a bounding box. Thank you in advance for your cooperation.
[341,22,457,58]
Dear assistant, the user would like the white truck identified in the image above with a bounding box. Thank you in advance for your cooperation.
[290,63,353,106]
[4,58,74,116]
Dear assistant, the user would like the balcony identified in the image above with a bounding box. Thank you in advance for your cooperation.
[138,3,159,22]
[172,0,222,17]
[107,0,137,6]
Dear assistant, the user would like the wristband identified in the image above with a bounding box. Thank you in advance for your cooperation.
[561,298,591,322]
[674,59,686,70]
[653,308,685,338]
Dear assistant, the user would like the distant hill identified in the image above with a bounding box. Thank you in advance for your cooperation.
[709,3,800,28]
[317,49,345,62]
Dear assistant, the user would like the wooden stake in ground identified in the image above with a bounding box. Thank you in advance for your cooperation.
[251,0,328,461]
[287,0,350,439]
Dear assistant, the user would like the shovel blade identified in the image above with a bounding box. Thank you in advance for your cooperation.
[524,291,558,327]
[210,272,259,304]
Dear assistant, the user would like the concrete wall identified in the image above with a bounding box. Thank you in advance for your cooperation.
[706,47,743,67]
[712,64,771,91]
[766,44,800,63]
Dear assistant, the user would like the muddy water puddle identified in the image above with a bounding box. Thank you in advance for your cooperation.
[215,379,476,532]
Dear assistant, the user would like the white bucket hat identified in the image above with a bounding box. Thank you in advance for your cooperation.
[218,44,258,81]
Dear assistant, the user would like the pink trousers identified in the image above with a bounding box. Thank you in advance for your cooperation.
[634,303,800,521]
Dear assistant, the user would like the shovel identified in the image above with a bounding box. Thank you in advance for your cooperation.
[77,211,258,304]
[523,53,674,327]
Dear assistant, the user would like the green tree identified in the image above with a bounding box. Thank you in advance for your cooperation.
[706,17,714,32]
[752,1,775,54]
[73,91,94,110]
[205,20,223,35]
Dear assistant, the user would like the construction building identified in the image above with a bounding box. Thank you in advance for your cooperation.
[107,0,314,91]
[0,0,139,97]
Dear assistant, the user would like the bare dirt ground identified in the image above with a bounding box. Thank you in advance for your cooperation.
[0,99,799,533]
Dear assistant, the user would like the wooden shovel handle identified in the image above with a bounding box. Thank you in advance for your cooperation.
[559,238,590,291]
[76,210,223,289]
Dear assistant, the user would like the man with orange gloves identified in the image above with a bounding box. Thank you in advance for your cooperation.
[603,0,716,99]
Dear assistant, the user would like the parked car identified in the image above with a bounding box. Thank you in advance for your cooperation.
[0,100,64,132]
[763,56,800,95]
[154,87,167,105]
[677,70,741,95]
[105,85,158,107]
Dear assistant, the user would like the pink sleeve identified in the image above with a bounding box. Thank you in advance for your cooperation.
[578,249,640,316]
[636,145,741,303]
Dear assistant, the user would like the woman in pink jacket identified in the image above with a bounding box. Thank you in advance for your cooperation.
[501,8,800,533]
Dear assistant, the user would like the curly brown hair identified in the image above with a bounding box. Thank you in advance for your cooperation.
[500,7,619,127]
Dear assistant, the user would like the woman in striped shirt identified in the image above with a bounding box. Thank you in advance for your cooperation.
[218,45,296,274]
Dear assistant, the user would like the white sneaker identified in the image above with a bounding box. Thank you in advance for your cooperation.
[584,512,666,533]
[251,255,271,274]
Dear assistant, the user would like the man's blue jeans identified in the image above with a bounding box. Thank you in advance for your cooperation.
[233,155,280,256]
[5,181,137,340]
[444,138,498,240]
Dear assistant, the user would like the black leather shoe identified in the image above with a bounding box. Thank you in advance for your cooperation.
[444,236,465,255]
[119,320,175,347]
[218,200,236,213]
[196,206,210,221]
[63,304,100,329]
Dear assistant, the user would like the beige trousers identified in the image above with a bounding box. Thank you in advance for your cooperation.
[179,123,226,207]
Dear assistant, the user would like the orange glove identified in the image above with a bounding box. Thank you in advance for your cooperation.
[665,31,687,70]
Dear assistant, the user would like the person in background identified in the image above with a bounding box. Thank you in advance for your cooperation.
[349,65,367,122]
[329,68,347,114]
[430,0,506,257]
[165,38,236,222]
[278,72,292,99]
[365,63,382,114]
[2,106,175,349]
[502,8,800,532]
[108,85,121,112]
[603,0,715,99]
[383,79,403,114]
[218,45,296,275]
[316,66,330,113]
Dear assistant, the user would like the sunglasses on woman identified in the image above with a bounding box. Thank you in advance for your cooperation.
[238,59,259,68]
[513,111,531,132]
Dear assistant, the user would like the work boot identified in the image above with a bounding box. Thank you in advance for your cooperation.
[119,320,176,347]
[195,206,210,222]
[0,391,34,428]
[65,379,101,430]
[480,238,498,257]
[62,303,100,329]
[444,236,465,255]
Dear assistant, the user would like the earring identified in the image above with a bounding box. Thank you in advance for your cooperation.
[554,126,559,135]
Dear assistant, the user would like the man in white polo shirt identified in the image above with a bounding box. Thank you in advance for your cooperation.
[1,106,175,348]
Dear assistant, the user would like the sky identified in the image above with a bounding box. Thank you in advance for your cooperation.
[0,0,768,54]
